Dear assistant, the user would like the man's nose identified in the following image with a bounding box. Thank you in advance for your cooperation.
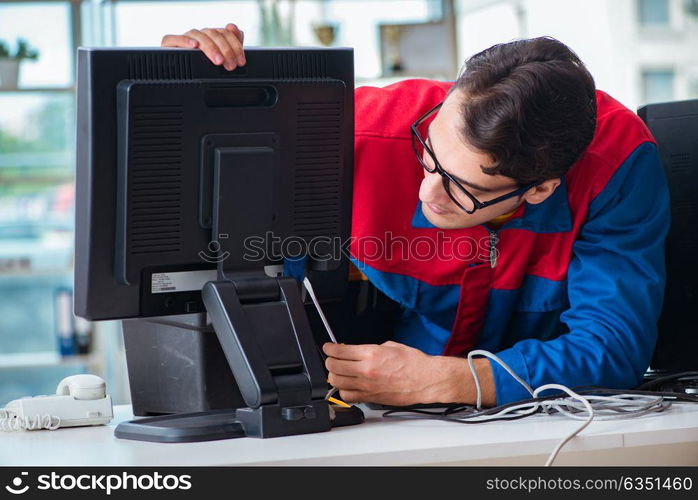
[419,170,448,203]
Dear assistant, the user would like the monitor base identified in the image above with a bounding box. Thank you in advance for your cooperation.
[114,409,244,443]
[114,403,364,443]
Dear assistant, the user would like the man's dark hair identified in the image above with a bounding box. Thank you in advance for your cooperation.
[452,36,597,185]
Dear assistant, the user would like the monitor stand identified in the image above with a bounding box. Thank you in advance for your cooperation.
[116,148,366,442]
[115,276,364,443]
[114,405,364,443]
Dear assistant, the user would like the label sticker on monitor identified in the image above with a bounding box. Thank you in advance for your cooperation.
[151,270,217,294]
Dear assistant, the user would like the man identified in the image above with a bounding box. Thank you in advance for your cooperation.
[162,25,669,407]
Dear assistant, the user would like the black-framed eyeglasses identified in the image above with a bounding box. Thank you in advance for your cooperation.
[411,101,537,215]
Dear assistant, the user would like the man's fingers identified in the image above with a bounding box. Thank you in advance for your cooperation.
[161,24,245,70]
[161,34,198,48]
[322,342,377,361]
[215,28,246,67]
[325,356,362,377]
[338,390,367,404]
[201,28,239,70]
[327,373,365,391]
[184,29,224,66]
[225,23,245,45]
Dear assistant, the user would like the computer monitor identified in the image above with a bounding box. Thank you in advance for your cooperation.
[74,47,354,321]
[73,47,358,441]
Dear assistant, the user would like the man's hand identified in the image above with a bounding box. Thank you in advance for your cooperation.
[161,23,246,71]
[322,341,496,406]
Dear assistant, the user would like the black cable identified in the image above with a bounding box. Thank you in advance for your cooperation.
[383,408,540,424]
[383,391,569,421]
[571,386,698,403]
[381,407,460,417]
[380,385,698,423]
[636,371,698,391]
[382,393,560,421]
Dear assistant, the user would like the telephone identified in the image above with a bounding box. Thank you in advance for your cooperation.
[0,374,113,431]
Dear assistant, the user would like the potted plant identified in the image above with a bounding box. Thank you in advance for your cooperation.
[0,38,39,90]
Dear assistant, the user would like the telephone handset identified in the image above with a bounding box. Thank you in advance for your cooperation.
[1,374,113,431]
[56,374,108,400]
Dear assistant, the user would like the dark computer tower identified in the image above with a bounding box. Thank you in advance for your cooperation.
[639,99,698,373]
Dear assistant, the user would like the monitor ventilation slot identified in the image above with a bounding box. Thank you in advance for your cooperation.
[273,52,328,79]
[128,104,184,254]
[127,53,193,80]
[293,102,342,238]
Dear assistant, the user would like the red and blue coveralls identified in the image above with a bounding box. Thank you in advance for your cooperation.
[349,79,670,404]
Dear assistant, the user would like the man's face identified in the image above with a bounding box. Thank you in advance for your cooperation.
[417,90,527,230]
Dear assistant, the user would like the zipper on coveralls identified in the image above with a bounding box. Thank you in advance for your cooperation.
[486,226,499,268]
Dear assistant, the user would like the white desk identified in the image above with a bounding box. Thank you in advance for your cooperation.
[2,403,697,466]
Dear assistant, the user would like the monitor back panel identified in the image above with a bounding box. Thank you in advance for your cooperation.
[75,48,354,320]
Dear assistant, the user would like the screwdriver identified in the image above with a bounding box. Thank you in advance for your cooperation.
[301,277,349,407]
[302,277,338,344]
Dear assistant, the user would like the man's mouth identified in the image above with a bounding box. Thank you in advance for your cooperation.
[424,201,452,216]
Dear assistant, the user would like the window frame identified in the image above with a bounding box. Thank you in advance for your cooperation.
[640,66,677,104]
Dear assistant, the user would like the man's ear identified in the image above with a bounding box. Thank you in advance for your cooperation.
[522,178,561,205]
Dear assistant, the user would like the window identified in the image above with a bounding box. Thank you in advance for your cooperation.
[637,0,670,26]
[0,93,75,272]
[0,2,74,88]
[641,69,675,104]
[113,1,260,46]
[689,73,698,98]
[113,0,439,81]
[0,1,81,405]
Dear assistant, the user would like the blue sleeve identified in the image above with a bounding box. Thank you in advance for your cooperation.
[490,142,670,404]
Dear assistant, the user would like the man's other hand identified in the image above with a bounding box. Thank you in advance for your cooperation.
[322,341,496,407]
[161,23,246,71]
